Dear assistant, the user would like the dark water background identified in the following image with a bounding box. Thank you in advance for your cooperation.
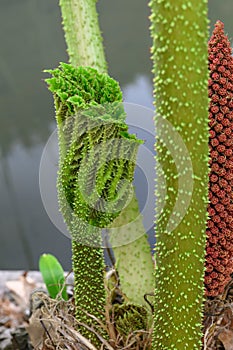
[0,0,232,269]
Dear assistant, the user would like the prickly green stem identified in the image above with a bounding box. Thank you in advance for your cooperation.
[109,194,154,311]
[58,0,153,303]
[149,0,209,348]
[58,0,154,311]
[71,232,106,342]
[59,0,107,72]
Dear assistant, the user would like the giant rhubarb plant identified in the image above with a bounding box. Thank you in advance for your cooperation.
[58,0,154,311]
[45,0,233,348]
[149,0,209,348]
[205,21,233,297]
[45,0,154,345]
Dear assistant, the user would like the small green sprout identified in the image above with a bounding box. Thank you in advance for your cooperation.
[39,253,68,301]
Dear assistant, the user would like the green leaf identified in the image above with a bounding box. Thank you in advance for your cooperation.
[39,254,68,300]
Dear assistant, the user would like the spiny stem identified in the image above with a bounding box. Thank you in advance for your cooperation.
[59,0,107,72]
[109,194,154,311]
[150,0,209,348]
[59,0,154,308]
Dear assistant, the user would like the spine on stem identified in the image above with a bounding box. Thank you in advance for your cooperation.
[149,0,209,348]
[59,0,107,72]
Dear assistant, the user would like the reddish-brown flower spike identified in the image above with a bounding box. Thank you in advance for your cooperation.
[205,20,233,297]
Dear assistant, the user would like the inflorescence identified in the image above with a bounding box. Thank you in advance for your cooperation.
[205,21,233,296]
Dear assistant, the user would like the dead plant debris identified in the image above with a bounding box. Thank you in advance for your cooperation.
[27,291,152,350]
[203,278,233,349]
[3,272,233,349]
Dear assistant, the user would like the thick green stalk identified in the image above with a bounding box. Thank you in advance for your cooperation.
[59,0,154,308]
[109,194,154,310]
[59,0,107,72]
[57,4,107,342]
[150,1,209,349]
